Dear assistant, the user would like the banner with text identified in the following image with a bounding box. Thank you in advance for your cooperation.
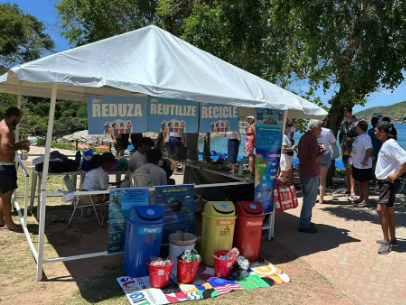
[107,188,149,253]
[87,95,148,135]
[254,109,284,213]
[199,103,239,133]
[147,97,199,133]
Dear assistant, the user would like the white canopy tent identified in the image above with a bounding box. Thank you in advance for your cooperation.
[0,25,327,281]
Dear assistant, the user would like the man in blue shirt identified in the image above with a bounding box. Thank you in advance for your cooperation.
[368,117,382,183]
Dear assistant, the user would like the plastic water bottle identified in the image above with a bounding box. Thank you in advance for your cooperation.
[20,150,28,161]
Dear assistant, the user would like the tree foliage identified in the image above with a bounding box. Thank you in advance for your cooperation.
[268,0,406,134]
[0,3,54,69]
[56,0,158,46]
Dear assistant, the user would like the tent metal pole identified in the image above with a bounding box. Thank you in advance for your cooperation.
[15,81,22,141]
[36,84,57,281]
[270,109,289,240]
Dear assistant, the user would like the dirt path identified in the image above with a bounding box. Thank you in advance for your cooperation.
[275,186,406,304]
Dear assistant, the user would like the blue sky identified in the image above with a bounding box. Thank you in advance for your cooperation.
[3,0,406,113]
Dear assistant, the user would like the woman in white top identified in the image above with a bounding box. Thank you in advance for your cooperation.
[317,119,337,204]
[351,121,373,206]
[374,121,406,254]
[81,153,116,204]
[279,121,296,182]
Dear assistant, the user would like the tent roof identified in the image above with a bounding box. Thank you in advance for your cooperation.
[0,25,327,119]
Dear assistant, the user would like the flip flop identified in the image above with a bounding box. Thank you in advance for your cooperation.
[357,202,368,207]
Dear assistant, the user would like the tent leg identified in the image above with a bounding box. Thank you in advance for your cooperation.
[268,110,288,240]
[16,81,22,141]
[36,84,57,281]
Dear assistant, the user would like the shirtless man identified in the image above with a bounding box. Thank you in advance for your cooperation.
[0,107,30,231]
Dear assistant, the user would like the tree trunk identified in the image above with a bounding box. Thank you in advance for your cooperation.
[326,96,351,187]
[203,133,211,162]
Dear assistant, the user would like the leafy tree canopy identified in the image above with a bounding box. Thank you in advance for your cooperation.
[0,3,54,69]
[268,0,406,133]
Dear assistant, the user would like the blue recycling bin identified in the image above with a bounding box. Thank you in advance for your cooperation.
[123,205,165,277]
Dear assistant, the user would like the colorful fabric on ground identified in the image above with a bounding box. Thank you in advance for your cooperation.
[118,260,290,304]
[236,274,271,289]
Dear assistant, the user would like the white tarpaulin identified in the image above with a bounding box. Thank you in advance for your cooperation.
[0,25,327,118]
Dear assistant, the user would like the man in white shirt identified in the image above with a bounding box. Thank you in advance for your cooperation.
[374,121,406,254]
[135,149,168,187]
[317,120,337,204]
[226,130,241,170]
[351,121,373,207]
[129,137,154,170]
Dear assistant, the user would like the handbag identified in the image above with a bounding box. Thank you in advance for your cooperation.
[330,144,340,160]
[273,179,298,212]
[287,150,294,156]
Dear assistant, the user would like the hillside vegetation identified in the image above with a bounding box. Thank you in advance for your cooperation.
[355,101,406,122]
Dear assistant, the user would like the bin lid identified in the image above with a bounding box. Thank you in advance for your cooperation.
[236,201,263,216]
[128,205,164,223]
[204,201,235,216]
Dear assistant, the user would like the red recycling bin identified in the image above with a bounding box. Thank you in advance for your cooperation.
[234,201,264,261]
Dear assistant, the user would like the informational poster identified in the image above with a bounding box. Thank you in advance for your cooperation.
[254,109,284,213]
[147,96,199,133]
[154,184,195,243]
[87,95,148,135]
[107,188,149,253]
[199,103,239,133]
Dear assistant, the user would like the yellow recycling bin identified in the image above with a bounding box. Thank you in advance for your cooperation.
[201,201,236,266]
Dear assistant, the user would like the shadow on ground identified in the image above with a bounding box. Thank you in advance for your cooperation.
[32,204,125,302]
[267,211,361,261]
[29,196,377,302]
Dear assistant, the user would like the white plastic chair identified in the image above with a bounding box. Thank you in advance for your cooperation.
[130,172,152,187]
[63,175,105,227]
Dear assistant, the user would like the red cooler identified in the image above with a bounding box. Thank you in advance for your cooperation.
[234,201,264,261]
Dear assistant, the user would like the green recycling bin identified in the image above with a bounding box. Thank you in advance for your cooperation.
[201,201,236,266]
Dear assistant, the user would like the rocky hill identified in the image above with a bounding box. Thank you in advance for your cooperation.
[355,101,406,123]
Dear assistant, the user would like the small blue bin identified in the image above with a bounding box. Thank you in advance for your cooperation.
[123,205,165,277]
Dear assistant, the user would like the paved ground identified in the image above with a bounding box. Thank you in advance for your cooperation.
[274,185,406,305]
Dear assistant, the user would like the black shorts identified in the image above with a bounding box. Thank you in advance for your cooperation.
[0,165,18,194]
[343,155,352,168]
[378,181,400,207]
[114,137,123,151]
[121,134,129,150]
[352,166,372,183]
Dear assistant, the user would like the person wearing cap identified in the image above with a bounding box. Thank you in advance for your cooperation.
[244,116,256,176]
[374,121,406,254]
[339,107,358,197]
